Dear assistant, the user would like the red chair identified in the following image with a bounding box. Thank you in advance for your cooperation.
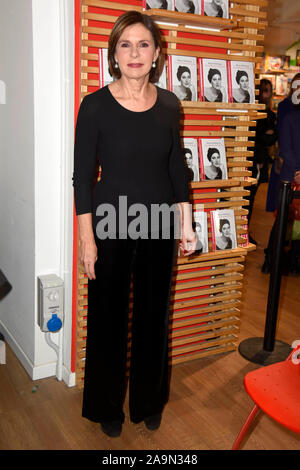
[232,342,300,450]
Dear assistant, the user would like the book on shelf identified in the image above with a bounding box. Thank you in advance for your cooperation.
[98,48,114,88]
[275,74,289,96]
[168,55,198,102]
[198,137,228,181]
[193,211,209,254]
[182,138,200,182]
[198,58,228,103]
[202,0,229,19]
[155,61,167,89]
[227,61,255,104]
[143,0,229,17]
[143,0,174,11]
[174,0,201,14]
[210,209,237,251]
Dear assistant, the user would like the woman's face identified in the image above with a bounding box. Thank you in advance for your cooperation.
[239,75,249,91]
[114,23,159,80]
[210,152,221,167]
[180,72,191,88]
[211,73,221,90]
[221,223,230,238]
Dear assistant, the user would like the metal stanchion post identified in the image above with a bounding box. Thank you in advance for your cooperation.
[238,181,293,366]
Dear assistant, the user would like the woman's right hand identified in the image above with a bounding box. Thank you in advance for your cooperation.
[79,239,98,280]
[77,213,98,280]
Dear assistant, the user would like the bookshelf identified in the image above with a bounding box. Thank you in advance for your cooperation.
[74,0,268,388]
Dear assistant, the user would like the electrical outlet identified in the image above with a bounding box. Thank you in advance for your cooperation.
[38,274,64,332]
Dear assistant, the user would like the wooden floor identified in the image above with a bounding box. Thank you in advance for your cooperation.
[1,183,300,451]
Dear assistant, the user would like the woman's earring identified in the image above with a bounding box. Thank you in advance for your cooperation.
[114,61,119,69]
[152,61,156,68]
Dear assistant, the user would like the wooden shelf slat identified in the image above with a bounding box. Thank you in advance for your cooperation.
[146,8,237,30]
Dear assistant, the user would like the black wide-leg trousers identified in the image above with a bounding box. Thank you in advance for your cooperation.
[82,230,176,424]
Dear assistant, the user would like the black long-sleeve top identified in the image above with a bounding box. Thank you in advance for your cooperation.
[279,108,300,182]
[73,85,190,233]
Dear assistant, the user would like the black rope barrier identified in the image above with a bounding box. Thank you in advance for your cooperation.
[238,181,298,365]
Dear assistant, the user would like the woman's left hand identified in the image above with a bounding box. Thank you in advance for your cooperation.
[180,229,197,256]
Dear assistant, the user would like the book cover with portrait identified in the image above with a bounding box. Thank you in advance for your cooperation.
[227,61,255,104]
[198,58,228,102]
[155,61,167,89]
[275,74,288,96]
[182,138,200,182]
[98,48,114,88]
[202,0,229,19]
[210,209,237,251]
[193,211,208,254]
[198,138,227,181]
[174,0,201,14]
[143,0,174,10]
[168,55,198,102]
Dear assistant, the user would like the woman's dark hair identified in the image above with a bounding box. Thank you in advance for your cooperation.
[236,70,249,84]
[207,147,220,162]
[208,68,221,83]
[219,218,230,233]
[108,11,164,83]
[177,65,191,82]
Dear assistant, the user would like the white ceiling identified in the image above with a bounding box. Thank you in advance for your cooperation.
[263,0,300,55]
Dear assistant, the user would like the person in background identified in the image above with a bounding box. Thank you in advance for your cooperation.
[247,79,277,245]
[262,73,300,273]
[276,89,300,274]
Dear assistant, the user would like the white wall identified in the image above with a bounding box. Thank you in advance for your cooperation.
[0,0,75,385]
[0,0,36,371]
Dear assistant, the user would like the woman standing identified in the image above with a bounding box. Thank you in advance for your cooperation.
[73,11,196,437]
[247,79,277,243]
